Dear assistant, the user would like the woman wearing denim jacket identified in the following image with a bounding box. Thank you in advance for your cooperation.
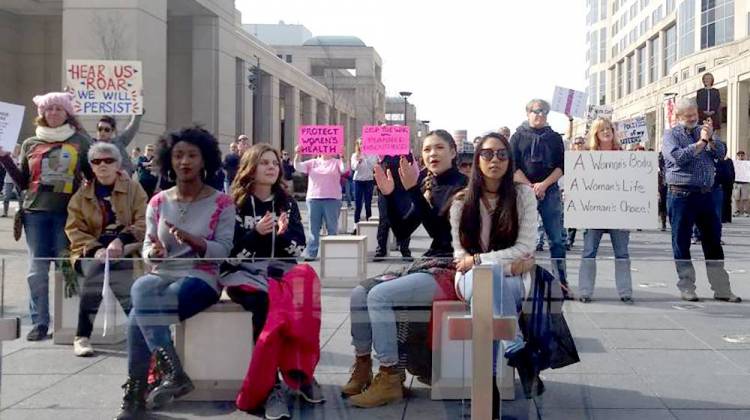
[577,118,634,304]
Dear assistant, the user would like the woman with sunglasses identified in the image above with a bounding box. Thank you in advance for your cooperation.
[450,133,537,411]
[95,113,144,175]
[65,142,147,357]
[345,129,467,408]
[0,92,92,341]
[577,117,633,304]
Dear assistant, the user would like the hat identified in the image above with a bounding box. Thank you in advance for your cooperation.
[32,92,76,118]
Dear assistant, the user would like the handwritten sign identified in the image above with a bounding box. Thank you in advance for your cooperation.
[361,125,410,155]
[586,105,613,122]
[66,60,143,115]
[0,101,25,152]
[663,96,677,130]
[564,151,659,229]
[551,86,587,118]
[299,125,343,155]
[615,116,648,145]
[735,160,750,183]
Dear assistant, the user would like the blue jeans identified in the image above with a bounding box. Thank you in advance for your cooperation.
[306,198,341,258]
[350,272,437,366]
[127,275,219,378]
[667,188,732,295]
[537,185,567,285]
[353,180,374,224]
[693,185,723,241]
[24,211,69,327]
[455,264,525,371]
[342,179,353,206]
[578,229,633,298]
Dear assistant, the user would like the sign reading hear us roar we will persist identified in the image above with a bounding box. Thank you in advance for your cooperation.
[66,60,143,115]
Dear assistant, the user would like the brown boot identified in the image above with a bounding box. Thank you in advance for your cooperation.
[341,355,373,397]
[348,365,404,408]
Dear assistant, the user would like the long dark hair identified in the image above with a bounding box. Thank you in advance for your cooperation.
[421,129,458,205]
[458,133,519,254]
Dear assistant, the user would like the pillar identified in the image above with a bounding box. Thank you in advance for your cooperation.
[317,100,330,125]
[283,85,300,155]
[256,73,280,148]
[191,16,220,136]
[302,94,317,125]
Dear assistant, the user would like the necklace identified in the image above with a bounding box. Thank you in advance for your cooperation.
[176,184,207,224]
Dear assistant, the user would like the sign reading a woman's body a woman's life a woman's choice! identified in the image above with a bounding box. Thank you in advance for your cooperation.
[298,125,344,155]
[361,125,410,155]
[564,151,659,230]
[66,60,143,115]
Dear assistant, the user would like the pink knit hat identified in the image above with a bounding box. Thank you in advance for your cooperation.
[32,92,76,118]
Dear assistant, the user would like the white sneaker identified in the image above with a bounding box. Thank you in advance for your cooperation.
[73,336,94,357]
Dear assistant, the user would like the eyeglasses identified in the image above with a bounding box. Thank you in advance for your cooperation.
[91,158,117,166]
[97,126,112,133]
[478,149,510,161]
[529,109,548,116]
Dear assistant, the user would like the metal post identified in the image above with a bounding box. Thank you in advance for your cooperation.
[403,97,408,127]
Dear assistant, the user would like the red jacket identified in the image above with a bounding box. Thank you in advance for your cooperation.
[235,264,321,411]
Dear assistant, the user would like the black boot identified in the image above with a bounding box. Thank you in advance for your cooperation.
[492,376,500,420]
[114,377,147,420]
[147,346,194,409]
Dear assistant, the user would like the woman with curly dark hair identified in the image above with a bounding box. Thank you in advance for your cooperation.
[115,126,235,420]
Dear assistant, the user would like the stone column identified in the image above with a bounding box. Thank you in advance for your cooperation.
[191,16,219,136]
[302,94,317,125]
[283,85,300,154]
[256,72,280,148]
[62,0,167,145]
[317,100,330,125]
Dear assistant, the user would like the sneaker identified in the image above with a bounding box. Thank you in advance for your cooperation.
[579,296,592,303]
[714,293,742,303]
[73,336,94,357]
[265,383,290,420]
[620,296,634,305]
[680,290,700,302]
[26,324,48,341]
[297,378,325,404]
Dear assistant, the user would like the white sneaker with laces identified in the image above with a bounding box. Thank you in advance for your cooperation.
[73,336,94,357]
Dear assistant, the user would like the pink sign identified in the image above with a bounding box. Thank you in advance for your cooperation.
[298,125,343,155]
[361,125,410,155]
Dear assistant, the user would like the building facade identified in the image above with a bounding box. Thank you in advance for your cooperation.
[0,0,356,154]
[586,0,750,154]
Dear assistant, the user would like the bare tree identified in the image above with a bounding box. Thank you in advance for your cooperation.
[91,13,128,59]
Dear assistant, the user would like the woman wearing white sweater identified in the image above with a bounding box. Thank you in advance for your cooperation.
[449,132,538,415]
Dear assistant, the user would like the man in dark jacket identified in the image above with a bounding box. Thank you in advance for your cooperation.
[374,154,413,261]
[511,99,568,295]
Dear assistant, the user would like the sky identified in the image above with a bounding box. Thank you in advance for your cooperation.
[236,0,588,138]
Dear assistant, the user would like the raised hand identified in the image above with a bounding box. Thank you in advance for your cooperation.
[398,156,419,191]
[277,211,289,236]
[374,164,395,196]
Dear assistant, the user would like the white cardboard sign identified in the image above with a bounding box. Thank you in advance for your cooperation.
[615,116,649,145]
[0,101,25,152]
[551,86,587,118]
[564,151,659,229]
[734,160,750,183]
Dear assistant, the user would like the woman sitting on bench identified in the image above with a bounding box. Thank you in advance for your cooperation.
[65,142,148,358]
[116,126,235,420]
[449,132,537,417]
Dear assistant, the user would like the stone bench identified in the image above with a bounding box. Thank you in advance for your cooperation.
[319,235,367,288]
[174,295,254,401]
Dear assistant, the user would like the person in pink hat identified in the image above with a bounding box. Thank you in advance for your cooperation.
[0,91,93,341]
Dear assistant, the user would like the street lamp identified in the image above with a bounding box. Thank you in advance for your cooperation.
[399,91,412,126]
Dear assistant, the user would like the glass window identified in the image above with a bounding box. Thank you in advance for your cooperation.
[631,4,638,20]
[589,73,597,106]
[610,67,617,101]
[600,28,608,64]
[701,0,735,49]
[678,0,695,59]
[667,0,677,14]
[626,54,633,94]
[591,30,598,64]
[601,0,608,20]
[664,25,677,76]
[649,37,659,83]
[589,0,599,24]
[599,70,607,104]
[617,60,624,99]
[637,45,646,88]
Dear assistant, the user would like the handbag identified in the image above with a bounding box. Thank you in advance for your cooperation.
[13,208,23,241]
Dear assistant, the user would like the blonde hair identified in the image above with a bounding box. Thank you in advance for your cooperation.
[587,117,621,151]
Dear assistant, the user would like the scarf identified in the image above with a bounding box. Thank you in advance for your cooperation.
[35,124,76,143]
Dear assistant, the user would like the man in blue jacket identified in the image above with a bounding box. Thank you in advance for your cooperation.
[662,97,740,303]
[511,99,568,296]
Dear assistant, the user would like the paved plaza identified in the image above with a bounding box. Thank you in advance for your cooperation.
[2,203,750,419]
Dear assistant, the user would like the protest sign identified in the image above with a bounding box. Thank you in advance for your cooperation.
[586,104,613,122]
[735,160,750,183]
[0,101,25,152]
[361,125,410,155]
[663,95,677,130]
[615,116,649,145]
[564,151,659,229]
[551,86,587,118]
[66,60,143,115]
[298,125,344,155]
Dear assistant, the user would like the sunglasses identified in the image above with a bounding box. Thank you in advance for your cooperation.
[529,109,548,116]
[91,157,117,166]
[97,126,112,133]
[478,149,510,161]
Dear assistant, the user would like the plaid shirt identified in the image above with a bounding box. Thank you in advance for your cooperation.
[662,125,726,189]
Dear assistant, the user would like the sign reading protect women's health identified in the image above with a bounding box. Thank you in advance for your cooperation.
[564,151,659,230]
[298,125,344,155]
[66,60,143,115]
[361,125,410,155]
[0,101,25,152]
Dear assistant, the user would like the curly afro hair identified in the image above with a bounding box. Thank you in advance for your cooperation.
[155,125,222,181]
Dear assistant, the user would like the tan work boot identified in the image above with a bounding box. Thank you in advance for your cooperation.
[341,355,373,397]
[348,366,404,408]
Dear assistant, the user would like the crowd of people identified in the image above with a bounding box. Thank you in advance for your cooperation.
[0,84,743,420]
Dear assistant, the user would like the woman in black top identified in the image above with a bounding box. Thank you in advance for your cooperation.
[344,130,468,408]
